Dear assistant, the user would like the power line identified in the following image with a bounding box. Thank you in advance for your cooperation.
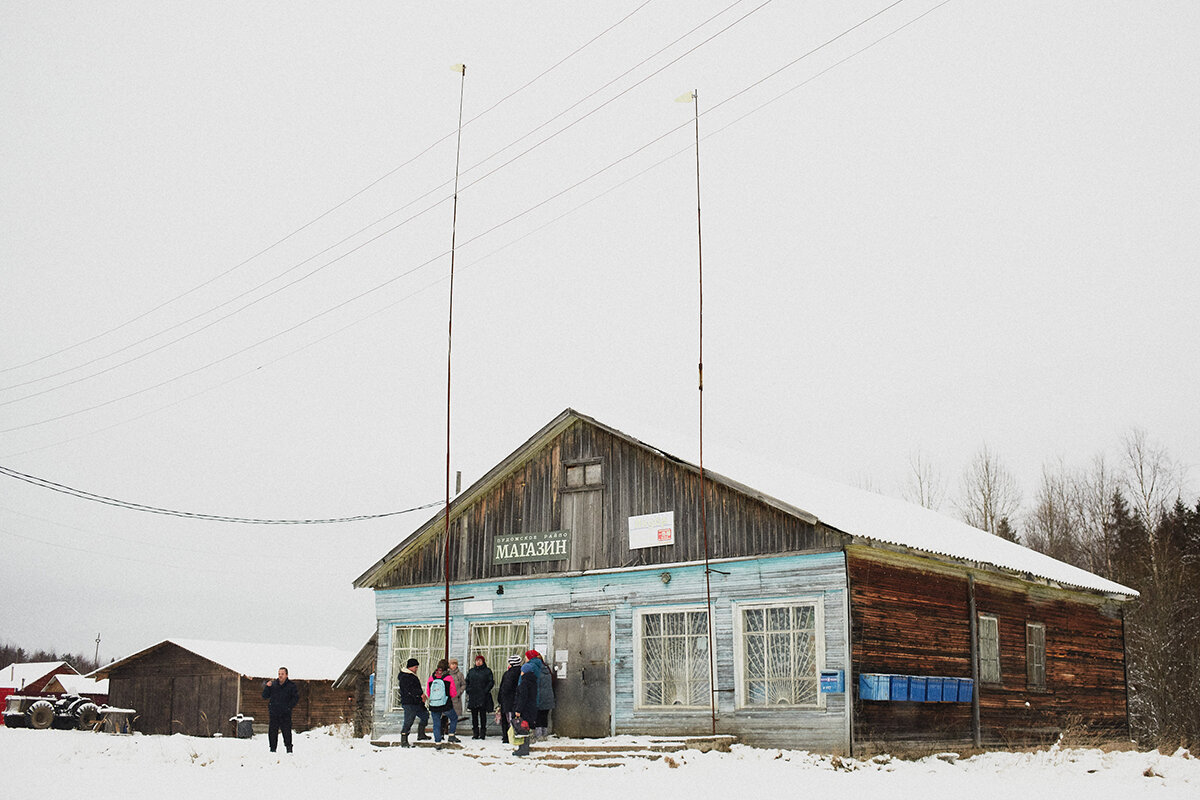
[0,2,658,381]
[2,0,932,438]
[0,1,764,401]
[0,464,442,525]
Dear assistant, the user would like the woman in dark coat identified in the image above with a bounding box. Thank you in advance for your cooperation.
[511,649,542,756]
[495,654,522,743]
[464,654,495,739]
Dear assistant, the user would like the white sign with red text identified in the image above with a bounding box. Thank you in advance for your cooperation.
[628,511,675,550]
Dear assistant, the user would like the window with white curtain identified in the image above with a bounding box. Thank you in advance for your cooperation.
[389,624,446,710]
[636,607,710,708]
[737,601,821,708]
[468,621,530,704]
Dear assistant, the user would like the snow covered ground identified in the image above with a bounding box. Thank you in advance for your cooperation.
[0,727,1195,799]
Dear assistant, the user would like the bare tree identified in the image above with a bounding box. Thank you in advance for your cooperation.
[1122,428,1184,533]
[902,449,946,510]
[957,444,1023,537]
[1072,453,1119,576]
[1122,428,1185,581]
[1024,458,1081,565]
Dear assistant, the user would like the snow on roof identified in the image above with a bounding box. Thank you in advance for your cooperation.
[698,443,1138,598]
[0,661,77,690]
[160,639,357,681]
[572,409,1137,598]
[54,674,109,695]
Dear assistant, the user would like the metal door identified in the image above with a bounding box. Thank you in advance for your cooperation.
[551,615,611,738]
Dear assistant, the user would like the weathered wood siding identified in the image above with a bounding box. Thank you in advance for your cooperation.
[374,419,840,589]
[105,643,238,736]
[373,551,850,751]
[239,678,354,733]
[847,547,1127,747]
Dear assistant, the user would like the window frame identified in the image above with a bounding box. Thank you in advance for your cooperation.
[1026,621,1046,690]
[732,597,825,710]
[466,620,531,706]
[388,622,447,711]
[977,614,1001,685]
[633,604,712,710]
[562,457,604,492]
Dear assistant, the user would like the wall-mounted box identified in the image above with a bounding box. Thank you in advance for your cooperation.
[888,674,910,701]
[858,673,889,701]
[820,670,845,693]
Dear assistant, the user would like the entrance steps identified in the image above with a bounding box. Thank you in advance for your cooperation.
[454,734,738,769]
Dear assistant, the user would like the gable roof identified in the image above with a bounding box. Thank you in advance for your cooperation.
[0,661,78,691]
[355,408,1136,598]
[44,674,109,696]
[91,639,358,682]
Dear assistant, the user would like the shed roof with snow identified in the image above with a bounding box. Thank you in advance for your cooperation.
[92,639,357,682]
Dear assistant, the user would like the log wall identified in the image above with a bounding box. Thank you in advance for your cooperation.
[847,547,1128,748]
[105,643,238,736]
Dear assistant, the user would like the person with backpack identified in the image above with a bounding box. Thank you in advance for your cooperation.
[396,658,430,747]
[534,651,555,738]
[465,654,495,739]
[426,658,460,746]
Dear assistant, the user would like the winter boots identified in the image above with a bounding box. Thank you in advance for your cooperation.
[400,733,410,748]
[512,738,531,756]
[416,722,431,741]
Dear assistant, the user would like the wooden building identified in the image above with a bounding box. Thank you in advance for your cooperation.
[333,634,377,739]
[92,639,357,737]
[355,410,1135,752]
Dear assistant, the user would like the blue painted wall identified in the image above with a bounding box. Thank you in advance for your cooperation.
[373,550,849,751]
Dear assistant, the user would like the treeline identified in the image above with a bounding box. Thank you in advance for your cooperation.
[0,642,102,676]
[905,428,1198,749]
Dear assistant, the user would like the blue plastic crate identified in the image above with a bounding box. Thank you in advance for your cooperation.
[889,674,910,701]
[926,676,944,702]
[858,673,889,701]
[939,677,959,702]
[956,678,974,702]
[908,676,927,702]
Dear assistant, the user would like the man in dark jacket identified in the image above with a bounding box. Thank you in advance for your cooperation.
[496,654,522,743]
[512,650,541,756]
[262,667,300,753]
[396,657,430,747]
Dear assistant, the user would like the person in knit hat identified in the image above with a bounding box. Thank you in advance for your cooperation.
[512,651,542,756]
[496,654,523,744]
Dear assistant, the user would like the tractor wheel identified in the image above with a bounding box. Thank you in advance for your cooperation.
[75,703,100,730]
[28,700,54,729]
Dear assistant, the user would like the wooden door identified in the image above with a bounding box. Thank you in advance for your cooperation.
[551,615,611,738]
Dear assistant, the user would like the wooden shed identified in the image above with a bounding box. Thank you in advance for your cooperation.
[92,639,357,737]
[354,409,1135,752]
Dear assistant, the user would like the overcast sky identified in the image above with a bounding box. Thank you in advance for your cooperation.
[2,1,1197,664]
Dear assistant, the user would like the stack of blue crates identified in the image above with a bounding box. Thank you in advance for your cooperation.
[857,673,973,702]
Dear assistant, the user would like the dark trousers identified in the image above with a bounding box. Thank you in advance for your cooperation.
[400,703,428,734]
[471,709,488,736]
[430,707,457,742]
[268,710,293,752]
[499,709,511,740]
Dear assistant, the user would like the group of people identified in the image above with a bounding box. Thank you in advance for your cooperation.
[397,649,555,756]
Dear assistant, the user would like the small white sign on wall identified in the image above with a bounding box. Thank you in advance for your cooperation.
[628,511,675,549]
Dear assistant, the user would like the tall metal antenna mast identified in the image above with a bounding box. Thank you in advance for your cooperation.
[679,87,716,735]
[443,63,467,662]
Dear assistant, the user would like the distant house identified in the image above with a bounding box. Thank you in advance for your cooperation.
[1,661,81,724]
[355,409,1135,752]
[332,634,378,738]
[91,639,357,736]
[42,674,109,704]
